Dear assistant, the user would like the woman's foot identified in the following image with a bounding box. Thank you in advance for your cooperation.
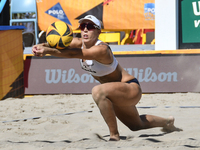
[109,134,120,141]
[161,116,182,133]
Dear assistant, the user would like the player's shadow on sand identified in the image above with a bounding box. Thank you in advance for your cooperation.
[100,134,134,141]
[184,145,200,148]
[7,138,89,144]
[139,133,166,138]
[35,138,91,143]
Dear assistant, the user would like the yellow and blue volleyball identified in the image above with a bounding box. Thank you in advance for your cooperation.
[46,21,73,49]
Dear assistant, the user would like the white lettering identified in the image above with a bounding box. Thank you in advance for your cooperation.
[133,68,138,77]
[158,72,167,82]
[138,69,144,82]
[144,67,152,82]
[148,8,155,14]
[144,8,155,14]
[150,72,157,82]
[194,20,200,27]
[45,67,178,84]
[132,67,178,82]
[166,72,178,82]
[48,10,64,15]
[67,69,75,83]
[45,69,61,84]
[62,70,68,83]
[81,74,90,83]
[73,74,80,83]
[192,1,200,16]
[45,69,98,84]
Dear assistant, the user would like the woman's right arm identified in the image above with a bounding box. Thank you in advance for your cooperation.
[32,37,82,58]
[32,37,110,62]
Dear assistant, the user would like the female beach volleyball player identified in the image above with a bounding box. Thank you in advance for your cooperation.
[32,15,179,141]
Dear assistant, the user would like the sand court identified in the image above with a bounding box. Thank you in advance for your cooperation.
[0,93,199,149]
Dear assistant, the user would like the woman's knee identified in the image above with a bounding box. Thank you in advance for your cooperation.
[127,116,145,131]
[128,123,145,131]
[91,85,106,105]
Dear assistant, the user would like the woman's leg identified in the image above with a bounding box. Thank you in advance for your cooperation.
[113,105,176,131]
[92,82,141,140]
[92,82,177,141]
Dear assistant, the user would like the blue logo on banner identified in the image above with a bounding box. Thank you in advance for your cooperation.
[45,3,72,25]
[144,3,155,20]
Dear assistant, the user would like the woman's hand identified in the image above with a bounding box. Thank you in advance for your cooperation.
[32,43,49,57]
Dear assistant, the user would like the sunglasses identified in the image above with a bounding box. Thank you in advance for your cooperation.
[79,23,100,31]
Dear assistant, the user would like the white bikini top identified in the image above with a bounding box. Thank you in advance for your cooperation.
[80,40,118,77]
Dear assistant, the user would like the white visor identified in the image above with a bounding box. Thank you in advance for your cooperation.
[79,15,101,29]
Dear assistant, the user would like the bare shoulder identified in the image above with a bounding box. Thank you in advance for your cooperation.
[96,42,110,53]
[93,42,113,63]
[86,44,108,60]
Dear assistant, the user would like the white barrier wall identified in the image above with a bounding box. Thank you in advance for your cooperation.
[155,0,179,50]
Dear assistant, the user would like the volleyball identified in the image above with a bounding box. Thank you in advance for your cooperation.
[46,21,73,49]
